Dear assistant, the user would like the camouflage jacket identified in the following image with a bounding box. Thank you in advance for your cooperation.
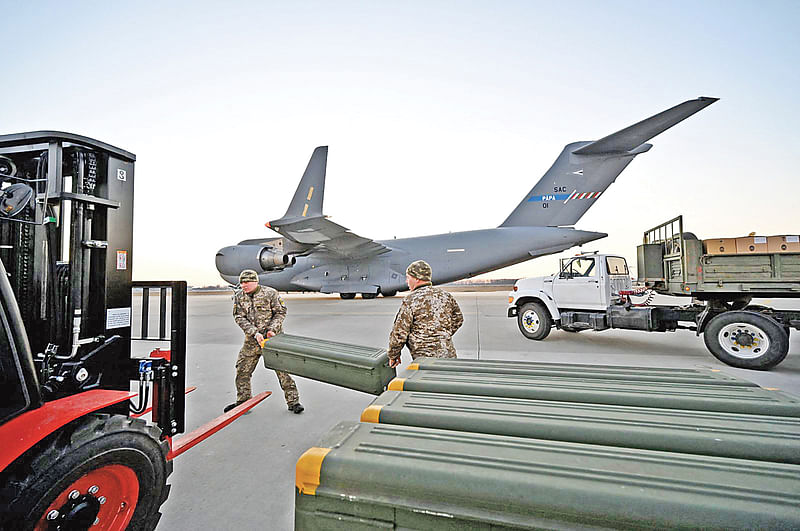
[388,284,463,361]
[233,286,286,342]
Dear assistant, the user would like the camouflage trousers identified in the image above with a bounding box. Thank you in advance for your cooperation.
[409,346,458,360]
[235,343,299,406]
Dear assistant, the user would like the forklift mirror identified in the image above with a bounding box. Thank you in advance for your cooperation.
[0,183,33,218]
[0,156,16,177]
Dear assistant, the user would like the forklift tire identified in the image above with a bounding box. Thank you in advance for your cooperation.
[0,414,171,531]
[703,311,790,370]
[561,326,583,333]
[517,302,552,340]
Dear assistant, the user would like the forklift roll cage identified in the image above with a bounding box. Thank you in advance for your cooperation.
[0,131,185,443]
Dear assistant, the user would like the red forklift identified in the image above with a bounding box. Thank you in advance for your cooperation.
[0,132,265,530]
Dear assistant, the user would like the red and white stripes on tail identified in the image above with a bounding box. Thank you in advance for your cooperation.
[563,190,602,204]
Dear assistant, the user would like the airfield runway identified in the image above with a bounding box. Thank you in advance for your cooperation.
[149,290,800,530]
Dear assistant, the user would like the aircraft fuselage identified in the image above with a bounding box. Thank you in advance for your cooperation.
[217,226,606,294]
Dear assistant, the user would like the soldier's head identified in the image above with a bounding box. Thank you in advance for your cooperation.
[405,260,432,290]
[238,269,260,293]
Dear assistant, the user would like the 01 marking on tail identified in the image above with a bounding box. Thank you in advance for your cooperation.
[216,97,717,299]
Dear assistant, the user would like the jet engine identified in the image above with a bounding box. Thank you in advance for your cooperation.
[215,244,295,276]
[259,247,294,270]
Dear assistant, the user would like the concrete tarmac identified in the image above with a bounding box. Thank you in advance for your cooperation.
[152,291,800,530]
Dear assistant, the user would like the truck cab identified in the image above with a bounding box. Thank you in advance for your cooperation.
[553,254,631,310]
[508,253,633,339]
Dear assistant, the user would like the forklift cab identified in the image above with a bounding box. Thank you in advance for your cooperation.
[0,131,184,434]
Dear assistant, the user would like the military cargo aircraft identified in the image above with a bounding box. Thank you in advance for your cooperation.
[215,97,717,298]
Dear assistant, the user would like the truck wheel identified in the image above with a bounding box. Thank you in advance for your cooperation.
[517,302,552,340]
[0,414,171,531]
[703,311,790,370]
[561,327,583,333]
[339,293,356,300]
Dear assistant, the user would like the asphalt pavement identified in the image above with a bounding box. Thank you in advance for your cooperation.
[150,291,800,530]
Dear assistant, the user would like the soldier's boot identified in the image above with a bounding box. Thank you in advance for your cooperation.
[224,400,246,413]
[288,402,304,414]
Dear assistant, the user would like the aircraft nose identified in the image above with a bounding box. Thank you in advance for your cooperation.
[215,246,237,275]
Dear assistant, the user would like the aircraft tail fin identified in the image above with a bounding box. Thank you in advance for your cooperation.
[277,146,327,222]
[500,97,717,228]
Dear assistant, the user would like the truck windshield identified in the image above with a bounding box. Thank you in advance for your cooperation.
[606,257,629,275]
[563,257,595,277]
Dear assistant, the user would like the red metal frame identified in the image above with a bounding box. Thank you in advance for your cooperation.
[166,391,271,460]
[0,390,136,474]
[149,348,171,361]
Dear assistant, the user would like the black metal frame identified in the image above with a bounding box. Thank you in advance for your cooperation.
[131,281,187,437]
[0,258,41,424]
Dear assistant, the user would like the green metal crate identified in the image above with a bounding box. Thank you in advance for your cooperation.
[407,358,754,386]
[388,370,800,416]
[362,390,800,463]
[295,421,800,530]
[261,334,395,395]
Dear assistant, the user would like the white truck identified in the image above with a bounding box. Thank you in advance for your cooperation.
[507,217,800,370]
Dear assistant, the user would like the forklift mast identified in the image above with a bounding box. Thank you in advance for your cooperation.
[0,131,183,434]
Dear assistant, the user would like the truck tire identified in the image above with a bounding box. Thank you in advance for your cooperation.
[0,414,171,531]
[703,311,790,370]
[517,302,552,340]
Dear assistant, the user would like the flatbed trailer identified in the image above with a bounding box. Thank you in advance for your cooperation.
[639,215,800,299]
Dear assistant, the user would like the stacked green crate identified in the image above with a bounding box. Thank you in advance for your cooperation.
[296,422,800,530]
[281,342,800,529]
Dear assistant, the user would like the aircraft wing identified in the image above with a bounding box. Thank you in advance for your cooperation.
[268,215,391,259]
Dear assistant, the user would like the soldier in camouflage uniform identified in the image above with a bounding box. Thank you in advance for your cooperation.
[225,269,304,414]
[388,260,463,368]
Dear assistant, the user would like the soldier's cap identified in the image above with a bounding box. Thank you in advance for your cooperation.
[239,269,259,283]
[406,260,432,282]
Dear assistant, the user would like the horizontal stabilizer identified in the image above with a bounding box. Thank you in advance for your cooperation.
[573,97,718,155]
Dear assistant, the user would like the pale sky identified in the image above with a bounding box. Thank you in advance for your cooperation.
[2,1,798,286]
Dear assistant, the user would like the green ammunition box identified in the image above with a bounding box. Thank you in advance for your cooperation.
[261,334,395,395]
[296,422,800,530]
[362,391,800,463]
[407,358,754,386]
[388,370,800,416]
